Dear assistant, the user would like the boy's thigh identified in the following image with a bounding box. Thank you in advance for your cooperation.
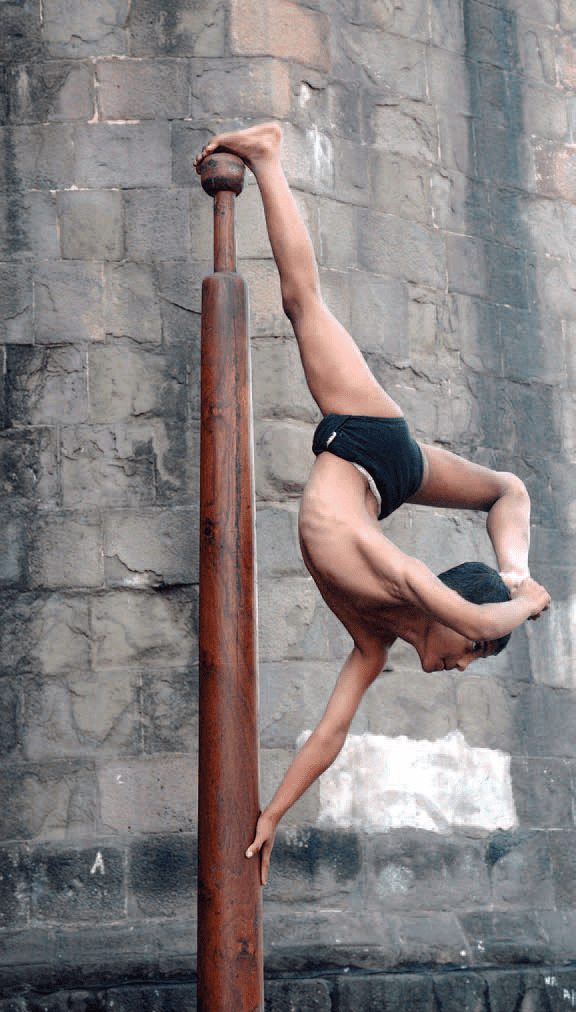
[409,444,507,510]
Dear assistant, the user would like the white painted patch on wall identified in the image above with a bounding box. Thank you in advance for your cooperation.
[298,729,517,834]
[306,125,334,189]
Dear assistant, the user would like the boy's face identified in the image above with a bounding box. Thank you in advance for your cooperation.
[420,623,495,673]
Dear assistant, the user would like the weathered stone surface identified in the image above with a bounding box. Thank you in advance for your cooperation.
[124,188,191,262]
[337,972,435,1011]
[129,834,196,917]
[140,666,198,753]
[29,845,125,922]
[229,0,331,72]
[265,826,362,904]
[6,62,95,124]
[365,830,489,912]
[34,263,104,342]
[104,263,162,343]
[512,758,575,829]
[0,594,91,677]
[98,755,197,833]
[127,0,225,57]
[91,589,197,670]
[0,190,59,260]
[458,910,551,965]
[29,511,104,590]
[23,669,139,759]
[74,124,172,188]
[0,760,99,843]
[265,979,331,1012]
[193,60,292,120]
[87,343,186,424]
[97,58,190,121]
[57,190,123,261]
[103,507,198,586]
[42,0,130,58]
[0,677,20,760]
[0,266,33,344]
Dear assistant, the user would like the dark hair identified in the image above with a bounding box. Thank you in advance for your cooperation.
[437,561,512,655]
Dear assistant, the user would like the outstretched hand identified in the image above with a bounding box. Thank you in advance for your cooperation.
[510,576,551,620]
[246,811,278,886]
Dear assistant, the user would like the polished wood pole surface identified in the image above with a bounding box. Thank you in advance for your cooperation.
[197,152,263,1012]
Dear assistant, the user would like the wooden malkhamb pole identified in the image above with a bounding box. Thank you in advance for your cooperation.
[197,153,263,1012]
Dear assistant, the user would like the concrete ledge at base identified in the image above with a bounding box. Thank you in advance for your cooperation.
[1,967,576,1011]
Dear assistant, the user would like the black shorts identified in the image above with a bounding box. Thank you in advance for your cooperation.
[312,414,424,521]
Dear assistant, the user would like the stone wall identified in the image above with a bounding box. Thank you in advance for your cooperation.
[2,0,576,1007]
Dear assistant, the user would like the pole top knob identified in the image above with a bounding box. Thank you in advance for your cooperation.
[200,152,245,198]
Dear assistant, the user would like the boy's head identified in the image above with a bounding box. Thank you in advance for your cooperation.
[437,561,512,655]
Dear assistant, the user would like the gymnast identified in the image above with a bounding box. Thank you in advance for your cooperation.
[195,123,550,885]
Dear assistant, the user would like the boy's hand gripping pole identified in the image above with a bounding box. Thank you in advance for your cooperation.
[197,152,263,1012]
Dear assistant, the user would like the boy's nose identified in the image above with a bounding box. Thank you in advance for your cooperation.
[456,658,470,672]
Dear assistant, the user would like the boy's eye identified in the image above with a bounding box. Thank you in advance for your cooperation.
[472,641,482,653]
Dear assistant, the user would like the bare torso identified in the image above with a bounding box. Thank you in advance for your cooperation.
[299,451,421,651]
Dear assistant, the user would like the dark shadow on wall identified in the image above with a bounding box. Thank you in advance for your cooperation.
[463,0,560,531]
[463,0,573,750]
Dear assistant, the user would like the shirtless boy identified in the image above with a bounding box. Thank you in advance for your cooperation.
[195,123,550,885]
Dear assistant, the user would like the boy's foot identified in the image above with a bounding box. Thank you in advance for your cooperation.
[194,122,283,174]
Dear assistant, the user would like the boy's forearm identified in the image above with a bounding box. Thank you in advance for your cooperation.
[486,481,531,583]
[264,728,346,825]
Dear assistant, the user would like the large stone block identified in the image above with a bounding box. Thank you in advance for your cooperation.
[251,337,319,423]
[358,209,447,289]
[370,99,439,164]
[255,418,315,500]
[29,511,104,590]
[265,979,331,1012]
[350,272,409,357]
[337,973,435,1012]
[123,188,191,262]
[171,123,214,188]
[0,760,99,843]
[6,347,88,426]
[351,29,427,101]
[265,826,362,904]
[7,62,94,124]
[87,343,186,424]
[256,505,307,580]
[365,829,489,912]
[97,58,190,120]
[0,265,33,343]
[0,846,26,929]
[91,588,197,670]
[12,125,76,188]
[98,755,197,832]
[0,190,59,260]
[548,829,576,908]
[29,845,125,922]
[0,594,91,677]
[41,0,129,57]
[127,0,225,57]
[487,829,553,909]
[104,262,162,343]
[259,659,366,749]
[431,972,488,1012]
[457,910,551,965]
[258,577,350,663]
[427,50,469,116]
[74,123,171,188]
[129,834,196,917]
[437,109,471,175]
[0,677,20,760]
[230,0,331,73]
[238,260,291,337]
[23,669,139,760]
[518,22,556,85]
[60,423,156,508]
[512,757,574,829]
[0,513,27,587]
[464,1,516,70]
[368,149,432,225]
[456,676,514,751]
[0,423,55,505]
[364,668,457,740]
[34,262,104,342]
[140,665,198,753]
[103,507,198,587]
[193,59,292,120]
[57,190,123,261]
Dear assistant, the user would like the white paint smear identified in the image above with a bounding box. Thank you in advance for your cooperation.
[299,730,517,834]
